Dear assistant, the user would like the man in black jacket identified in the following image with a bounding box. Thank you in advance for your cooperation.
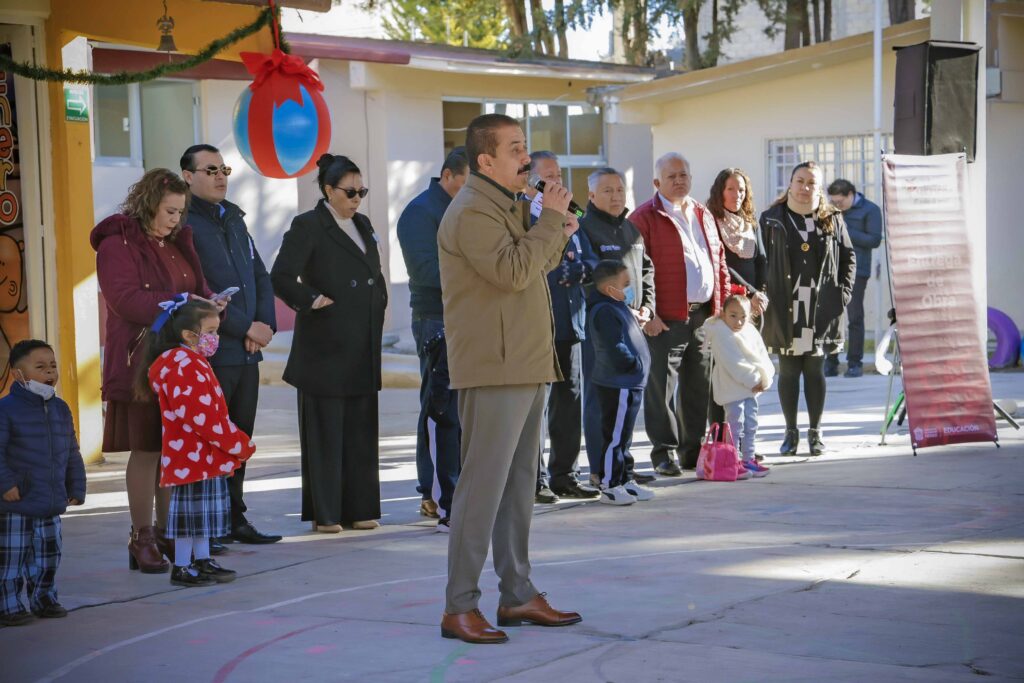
[181,144,280,545]
[580,168,656,484]
[397,147,468,528]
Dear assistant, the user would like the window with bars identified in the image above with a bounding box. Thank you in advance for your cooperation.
[766,133,894,204]
[442,99,606,198]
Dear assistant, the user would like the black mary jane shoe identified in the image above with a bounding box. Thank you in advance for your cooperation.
[193,558,237,583]
[210,539,228,555]
[807,429,826,456]
[170,564,217,588]
[779,429,800,456]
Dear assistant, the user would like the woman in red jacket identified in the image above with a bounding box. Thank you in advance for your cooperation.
[90,169,218,573]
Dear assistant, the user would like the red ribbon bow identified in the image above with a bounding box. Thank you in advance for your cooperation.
[240,49,324,105]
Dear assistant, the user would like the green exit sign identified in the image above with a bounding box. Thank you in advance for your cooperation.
[63,84,88,122]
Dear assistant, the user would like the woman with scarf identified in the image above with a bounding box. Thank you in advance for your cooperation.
[707,168,768,316]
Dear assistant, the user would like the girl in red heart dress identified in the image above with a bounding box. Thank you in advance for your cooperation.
[136,296,255,587]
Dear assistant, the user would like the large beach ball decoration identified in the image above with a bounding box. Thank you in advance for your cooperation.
[233,49,331,179]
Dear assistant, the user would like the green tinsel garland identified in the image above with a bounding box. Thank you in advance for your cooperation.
[0,6,290,86]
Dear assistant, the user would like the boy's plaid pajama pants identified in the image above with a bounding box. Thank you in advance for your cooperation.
[0,512,62,615]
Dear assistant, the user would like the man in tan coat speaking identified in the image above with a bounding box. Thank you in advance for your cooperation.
[438,113,584,644]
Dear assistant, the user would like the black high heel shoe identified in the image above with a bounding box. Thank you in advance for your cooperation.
[779,429,799,456]
[808,429,825,456]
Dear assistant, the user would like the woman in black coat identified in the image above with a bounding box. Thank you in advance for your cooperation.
[271,154,387,532]
[760,161,855,457]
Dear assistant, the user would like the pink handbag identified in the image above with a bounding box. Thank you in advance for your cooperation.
[697,423,742,482]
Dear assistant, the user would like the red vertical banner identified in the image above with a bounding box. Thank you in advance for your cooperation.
[882,153,997,450]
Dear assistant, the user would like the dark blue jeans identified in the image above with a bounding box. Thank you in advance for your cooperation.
[412,317,461,518]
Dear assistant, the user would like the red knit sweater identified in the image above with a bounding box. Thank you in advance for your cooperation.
[629,194,731,321]
[149,347,255,487]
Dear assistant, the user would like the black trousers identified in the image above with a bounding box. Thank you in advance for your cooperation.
[828,274,869,369]
[212,364,260,528]
[643,304,721,469]
[297,391,381,524]
[538,340,583,489]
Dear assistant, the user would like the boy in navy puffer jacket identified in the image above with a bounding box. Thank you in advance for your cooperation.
[587,260,655,506]
[0,339,85,626]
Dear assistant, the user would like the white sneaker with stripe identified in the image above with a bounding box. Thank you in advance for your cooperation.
[623,480,655,501]
[599,485,637,506]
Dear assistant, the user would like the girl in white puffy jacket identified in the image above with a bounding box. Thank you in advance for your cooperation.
[703,295,776,474]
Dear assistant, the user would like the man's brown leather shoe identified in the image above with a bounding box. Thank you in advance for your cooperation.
[496,594,582,627]
[440,609,509,644]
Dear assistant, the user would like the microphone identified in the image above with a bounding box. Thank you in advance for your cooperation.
[528,174,585,218]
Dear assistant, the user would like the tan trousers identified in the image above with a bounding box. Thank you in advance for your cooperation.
[445,383,545,614]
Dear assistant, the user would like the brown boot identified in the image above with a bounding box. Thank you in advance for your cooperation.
[128,526,170,574]
[440,609,508,644]
[496,594,582,627]
[154,526,175,563]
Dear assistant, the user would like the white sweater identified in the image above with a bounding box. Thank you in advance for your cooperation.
[702,317,776,406]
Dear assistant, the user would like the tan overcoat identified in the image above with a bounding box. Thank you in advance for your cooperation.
[438,173,567,390]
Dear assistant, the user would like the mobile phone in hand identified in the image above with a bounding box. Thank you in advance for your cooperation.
[212,286,240,302]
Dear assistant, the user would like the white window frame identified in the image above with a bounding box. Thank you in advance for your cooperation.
[443,96,607,172]
[92,79,201,168]
[765,132,894,205]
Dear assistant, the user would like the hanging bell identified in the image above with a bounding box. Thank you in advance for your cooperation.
[157,32,177,53]
[156,0,177,53]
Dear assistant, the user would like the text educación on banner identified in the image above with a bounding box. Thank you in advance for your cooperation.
[881,153,996,450]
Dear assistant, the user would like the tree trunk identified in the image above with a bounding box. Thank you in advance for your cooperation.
[823,0,832,41]
[502,0,527,37]
[784,0,803,49]
[811,0,821,43]
[888,0,914,24]
[706,0,720,67]
[528,0,552,54]
[630,0,650,66]
[800,0,811,46]
[683,1,702,70]
[554,0,569,58]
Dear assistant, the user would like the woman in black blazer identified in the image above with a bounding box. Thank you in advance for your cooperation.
[271,154,387,532]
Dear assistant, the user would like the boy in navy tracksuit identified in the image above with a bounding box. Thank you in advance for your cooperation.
[0,340,85,626]
[587,261,655,506]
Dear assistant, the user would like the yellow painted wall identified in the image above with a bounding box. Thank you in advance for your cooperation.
[43,0,276,462]
[646,51,898,207]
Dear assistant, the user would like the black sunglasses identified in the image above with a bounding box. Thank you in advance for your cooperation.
[334,186,369,199]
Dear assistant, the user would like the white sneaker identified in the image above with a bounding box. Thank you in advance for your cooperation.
[436,518,450,533]
[599,485,637,506]
[622,480,655,501]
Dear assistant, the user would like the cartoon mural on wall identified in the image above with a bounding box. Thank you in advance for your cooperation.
[0,45,29,397]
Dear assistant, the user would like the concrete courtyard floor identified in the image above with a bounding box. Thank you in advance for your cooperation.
[2,372,1023,682]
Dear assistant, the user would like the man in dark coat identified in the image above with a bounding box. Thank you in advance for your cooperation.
[181,144,280,545]
[580,168,656,485]
[826,179,883,378]
[525,151,599,501]
[396,147,468,529]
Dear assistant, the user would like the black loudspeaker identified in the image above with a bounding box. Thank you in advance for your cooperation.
[893,40,981,162]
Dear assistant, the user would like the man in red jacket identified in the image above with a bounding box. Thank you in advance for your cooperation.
[630,153,730,474]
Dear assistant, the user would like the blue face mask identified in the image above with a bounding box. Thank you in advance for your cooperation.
[622,286,635,307]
